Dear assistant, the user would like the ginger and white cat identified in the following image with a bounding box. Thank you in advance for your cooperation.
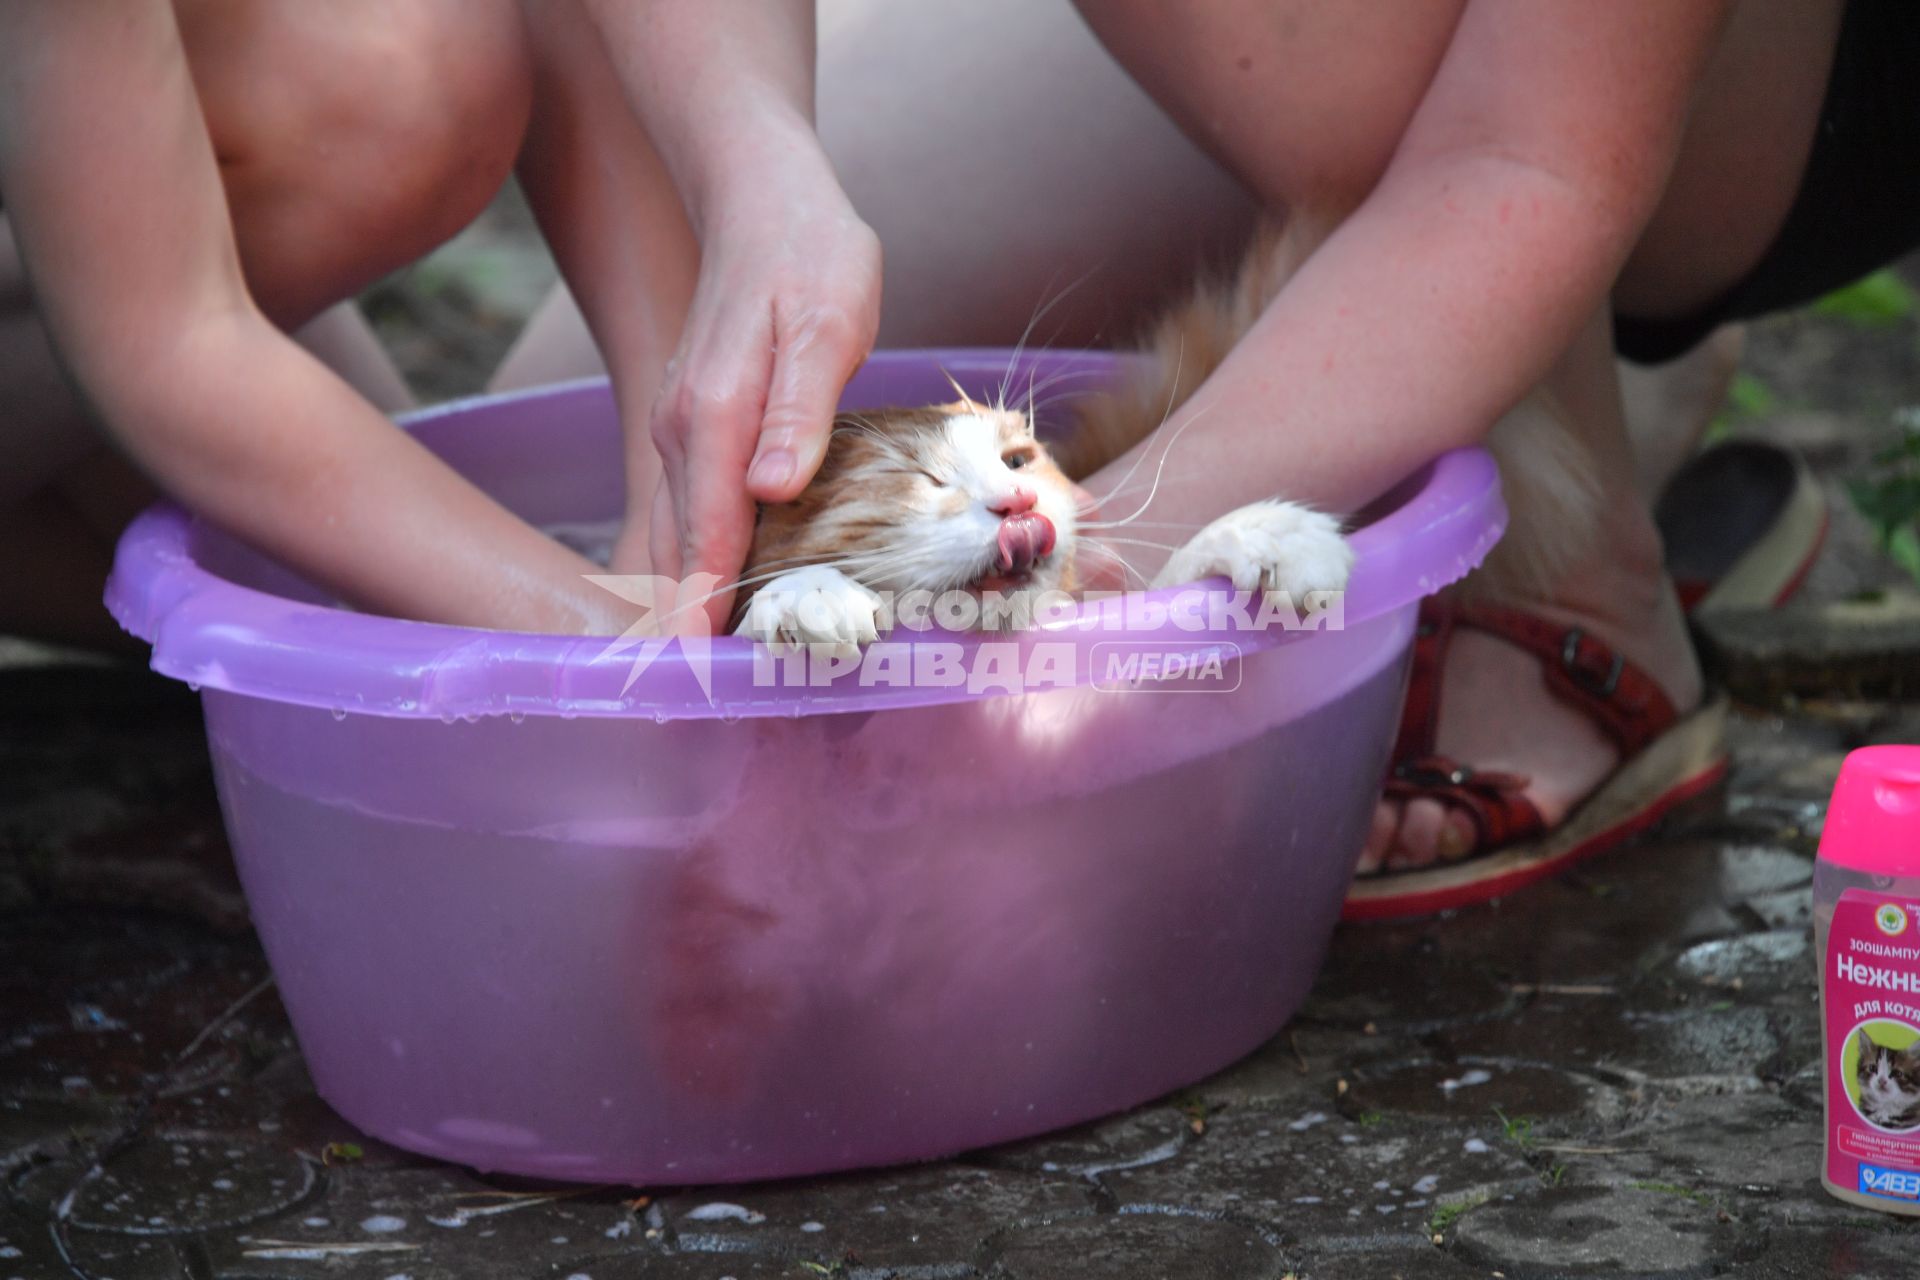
[728,221,1592,651]
[729,232,1358,652]
[729,404,1351,651]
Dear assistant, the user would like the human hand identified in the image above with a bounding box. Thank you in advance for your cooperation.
[647,147,881,635]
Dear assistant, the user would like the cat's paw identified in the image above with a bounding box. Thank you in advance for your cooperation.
[1154,500,1353,600]
[734,565,884,657]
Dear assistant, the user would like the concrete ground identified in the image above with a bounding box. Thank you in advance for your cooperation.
[4,192,1920,1278]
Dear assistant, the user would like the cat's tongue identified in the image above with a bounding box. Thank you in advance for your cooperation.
[994,512,1056,574]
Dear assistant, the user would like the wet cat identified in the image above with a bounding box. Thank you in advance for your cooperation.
[729,396,1351,649]
[728,219,1596,652]
[728,231,1356,652]
[1855,1027,1920,1130]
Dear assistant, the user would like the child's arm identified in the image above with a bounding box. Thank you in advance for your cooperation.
[575,0,882,633]
[0,2,633,634]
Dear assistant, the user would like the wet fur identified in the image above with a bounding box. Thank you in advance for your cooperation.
[732,404,1084,633]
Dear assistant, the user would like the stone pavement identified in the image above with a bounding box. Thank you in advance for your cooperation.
[4,655,1918,1279]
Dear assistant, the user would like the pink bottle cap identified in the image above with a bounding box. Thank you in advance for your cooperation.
[1817,744,1920,878]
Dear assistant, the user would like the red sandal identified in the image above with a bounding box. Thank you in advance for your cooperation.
[1343,600,1730,920]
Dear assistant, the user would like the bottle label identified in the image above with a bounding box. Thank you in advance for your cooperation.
[1826,889,1920,1198]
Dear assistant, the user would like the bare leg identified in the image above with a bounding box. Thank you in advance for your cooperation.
[1065,0,1838,869]
[292,303,416,416]
[490,283,604,391]
[819,0,1257,348]
[1618,326,1746,500]
[510,0,700,575]
[0,0,530,646]
[493,0,1259,390]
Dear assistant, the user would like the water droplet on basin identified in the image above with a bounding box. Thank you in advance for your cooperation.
[330,708,347,721]
[508,711,526,725]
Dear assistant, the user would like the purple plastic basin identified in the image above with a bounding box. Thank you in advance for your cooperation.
[107,350,1504,1184]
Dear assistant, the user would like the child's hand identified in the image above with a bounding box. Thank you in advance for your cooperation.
[645,142,881,635]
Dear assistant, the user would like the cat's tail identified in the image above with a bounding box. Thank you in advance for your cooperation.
[1472,388,1606,601]
[1057,220,1315,480]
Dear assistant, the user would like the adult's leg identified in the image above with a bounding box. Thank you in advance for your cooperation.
[1070,0,1840,869]
[1618,327,1747,501]
[492,0,1261,392]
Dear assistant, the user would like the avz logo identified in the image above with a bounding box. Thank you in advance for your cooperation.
[1859,1162,1920,1201]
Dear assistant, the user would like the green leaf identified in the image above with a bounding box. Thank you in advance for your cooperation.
[1726,372,1775,418]
[1890,524,1920,583]
[1811,270,1919,326]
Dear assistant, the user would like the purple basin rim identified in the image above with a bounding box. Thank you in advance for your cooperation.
[104,352,1506,720]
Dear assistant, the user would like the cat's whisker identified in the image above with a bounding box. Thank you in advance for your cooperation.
[1075,518,1207,531]
[1074,471,1210,516]
[1069,334,1196,505]
[1077,398,1218,529]
[1085,535,1181,554]
[996,264,1103,410]
[938,367,980,413]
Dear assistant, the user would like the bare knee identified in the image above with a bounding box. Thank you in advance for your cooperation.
[1073,0,1462,221]
[183,0,534,322]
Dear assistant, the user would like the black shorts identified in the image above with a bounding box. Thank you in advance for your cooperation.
[1614,0,1920,363]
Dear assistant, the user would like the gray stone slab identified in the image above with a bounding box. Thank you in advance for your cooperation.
[1096,1106,1535,1248]
[653,1163,1088,1271]
[985,1209,1289,1280]
[1450,1182,1758,1277]
[1700,591,1920,705]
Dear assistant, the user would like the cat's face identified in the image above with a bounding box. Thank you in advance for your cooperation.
[1855,1029,1920,1129]
[739,401,1082,615]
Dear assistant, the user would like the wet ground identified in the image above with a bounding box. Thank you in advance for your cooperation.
[3,673,1916,1279]
[5,194,1920,1277]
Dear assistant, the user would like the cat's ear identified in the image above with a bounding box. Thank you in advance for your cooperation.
[1857,1028,1880,1062]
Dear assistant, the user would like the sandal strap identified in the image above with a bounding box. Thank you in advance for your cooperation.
[1385,754,1545,849]
[1449,603,1679,757]
[1391,600,1455,762]
[1381,599,1682,861]
[1392,600,1679,763]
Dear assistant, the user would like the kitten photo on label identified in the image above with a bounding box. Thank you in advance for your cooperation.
[1855,1026,1920,1131]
